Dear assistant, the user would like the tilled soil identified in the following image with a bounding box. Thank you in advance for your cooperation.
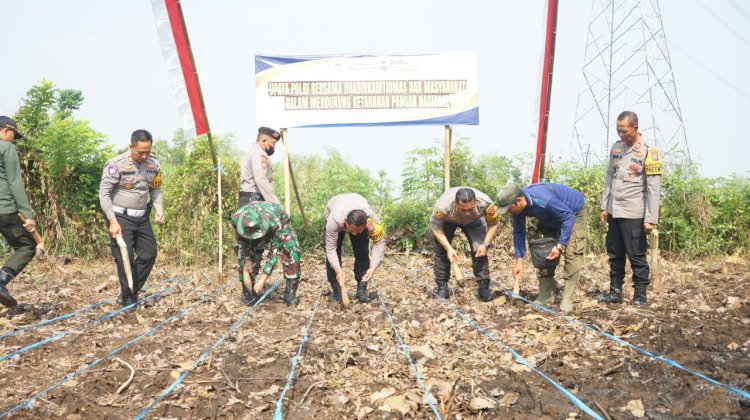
[0,252,748,419]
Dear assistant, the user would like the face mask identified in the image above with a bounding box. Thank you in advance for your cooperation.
[265,144,276,156]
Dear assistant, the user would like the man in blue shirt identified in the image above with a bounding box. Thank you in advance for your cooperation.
[497,183,587,313]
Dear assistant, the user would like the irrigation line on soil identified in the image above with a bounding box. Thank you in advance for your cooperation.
[495,286,750,400]
[273,278,327,420]
[0,276,184,341]
[134,276,284,420]
[0,282,232,418]
[0,282,185,363]
[413,279,603,419]
[373,280,442,419]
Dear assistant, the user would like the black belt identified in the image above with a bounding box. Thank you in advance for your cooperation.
[239,191,264,202]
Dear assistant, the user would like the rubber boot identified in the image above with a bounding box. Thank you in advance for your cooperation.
[355,281,372,303]
[240,281,257,306]
[283,278,300,305]
[534,276,555,305]
[435,281,450,299]
[597,284,623,304]
[330,281,342,303]
[0,270,17,307]
[477,279,499,302]
[560,279,577,313]
[632,284,647,306]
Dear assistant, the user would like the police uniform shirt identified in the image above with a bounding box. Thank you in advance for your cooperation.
[99,152,163,220]
[323,193,386,272]
[600,139,662,224]
[239,142,280,205]
[430,187,500,231]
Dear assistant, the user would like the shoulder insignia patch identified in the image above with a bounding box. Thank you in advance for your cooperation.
[150,170,162,189]
[366,218,385,242]
[485,204,500,225]
[435,209,444,219]
[644,147,663,175]
[107,165,118,176]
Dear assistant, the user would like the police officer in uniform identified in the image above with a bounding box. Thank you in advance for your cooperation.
[99,129,164,310]
[598,111,662,306]
[0,116,37,307]
[237,127,281,305]
[431,187,501,301]
[323,193,386,304]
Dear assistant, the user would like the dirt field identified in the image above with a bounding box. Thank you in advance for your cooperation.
[0,250,748,419]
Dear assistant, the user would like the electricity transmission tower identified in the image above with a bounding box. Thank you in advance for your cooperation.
[572,0,690,166]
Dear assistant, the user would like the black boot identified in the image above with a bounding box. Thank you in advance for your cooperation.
[477,279,499,302]
[435,281,450,299]
[283,278,300,305]
[330,282,342,303]
[0,270,17,307]
[356,281,372,303]
[597,284,623,304]
[632,285,648,306]
[240,282,257,306]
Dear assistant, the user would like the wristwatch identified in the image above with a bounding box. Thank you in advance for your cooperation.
[556,243,565,251]
[483,242,493,249]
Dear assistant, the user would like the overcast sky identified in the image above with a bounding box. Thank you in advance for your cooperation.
[4,0,749,186]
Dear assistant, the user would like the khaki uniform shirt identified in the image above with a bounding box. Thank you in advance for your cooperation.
[430,187,500,231]
[324,193,386,272]
[600,139,662,224]
[239,143,279,205]
[99,152,163,220]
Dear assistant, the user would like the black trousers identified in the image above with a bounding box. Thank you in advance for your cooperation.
[324,229,370,283]
[0,213,36,275]
[238,192,266,278]
[433,220,489,285]
[606,217,649,288]
[110,213,157,299]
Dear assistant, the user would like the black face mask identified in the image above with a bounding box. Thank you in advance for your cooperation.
[265,145,276,156]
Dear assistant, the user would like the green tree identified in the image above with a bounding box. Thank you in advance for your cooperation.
[13,80,113,255]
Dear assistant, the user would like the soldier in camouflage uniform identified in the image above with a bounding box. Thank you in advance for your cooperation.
[237,127,281,304]
[430,187,501,302]
[231,201,301,306]
[598,111,662,306]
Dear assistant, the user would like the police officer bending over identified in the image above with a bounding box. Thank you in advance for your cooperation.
[430,187,501,302]
[323,193,385,304]
[99,129,164,311]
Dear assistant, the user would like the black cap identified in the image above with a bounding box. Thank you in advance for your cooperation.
[0,116,25,140]
[258,126,281,141]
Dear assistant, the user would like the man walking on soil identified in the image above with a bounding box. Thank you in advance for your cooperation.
[598,111,662,306]
[99,129,164,311]
[231,201,301,305]
[237,127,281,305]
[323,193,385,304]
[496,183,587,313]
[430,187,501,302]
[0,116,37,307]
